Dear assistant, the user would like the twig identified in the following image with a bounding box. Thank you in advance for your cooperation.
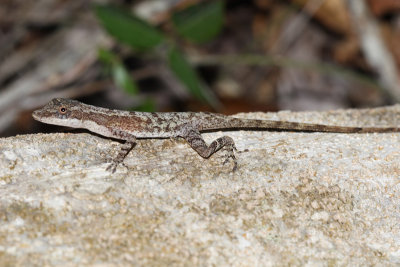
[346,0,400,101]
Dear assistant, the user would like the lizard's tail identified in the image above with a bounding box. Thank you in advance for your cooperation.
[219,117,400,133]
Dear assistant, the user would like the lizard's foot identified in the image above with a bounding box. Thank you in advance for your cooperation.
[223,157,238,171]
[106,161,129,173]
[106,162,118,173]
[222,143,238,171]
[104,157,118,173]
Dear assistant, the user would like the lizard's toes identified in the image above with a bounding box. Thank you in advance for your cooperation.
[223,152,236,164]
[222,156,238,171]
[232,161,238,172]
[106,163,118,173]
[106,161,129,173]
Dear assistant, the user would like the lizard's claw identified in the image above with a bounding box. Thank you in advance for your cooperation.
[106,162,118,173]
[106,161,129,173]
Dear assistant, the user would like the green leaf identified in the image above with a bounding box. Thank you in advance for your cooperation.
[133,98,156,112]
[172,1,224,43]
[98,48,139,95]
[112,63,138,95]
[95,4,165,50]
[168,46,219,108]
[98,48,118,65]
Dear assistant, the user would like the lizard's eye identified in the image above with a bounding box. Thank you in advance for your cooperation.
[59,106,67,114]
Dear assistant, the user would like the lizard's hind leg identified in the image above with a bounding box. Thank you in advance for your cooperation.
[183,129,238,171]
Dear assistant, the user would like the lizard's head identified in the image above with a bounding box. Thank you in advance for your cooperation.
[32,98,85,128]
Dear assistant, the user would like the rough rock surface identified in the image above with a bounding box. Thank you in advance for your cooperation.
[1,106,400,266]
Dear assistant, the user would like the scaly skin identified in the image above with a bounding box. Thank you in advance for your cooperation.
[32,98,400,173]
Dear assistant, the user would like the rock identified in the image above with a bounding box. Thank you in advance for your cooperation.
[1,106,400,265]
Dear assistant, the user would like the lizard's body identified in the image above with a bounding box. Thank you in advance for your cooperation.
[33,98,400,172]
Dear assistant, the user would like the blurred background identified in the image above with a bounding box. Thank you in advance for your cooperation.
[1,0,400,137]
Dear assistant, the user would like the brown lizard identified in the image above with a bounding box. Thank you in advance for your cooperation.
[32,98,400,173]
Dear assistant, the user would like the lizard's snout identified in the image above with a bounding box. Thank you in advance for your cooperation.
[32,109,43,121]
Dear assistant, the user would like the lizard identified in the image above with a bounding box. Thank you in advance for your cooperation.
[32,98,400,173]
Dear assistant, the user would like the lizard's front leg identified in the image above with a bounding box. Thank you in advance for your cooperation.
[182,128,238,171]
[106,129,136,173]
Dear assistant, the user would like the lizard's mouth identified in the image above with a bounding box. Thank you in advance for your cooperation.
[32,109,51,124]
[32,109,42,121]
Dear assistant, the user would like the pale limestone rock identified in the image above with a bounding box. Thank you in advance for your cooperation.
[1,105,400,265]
